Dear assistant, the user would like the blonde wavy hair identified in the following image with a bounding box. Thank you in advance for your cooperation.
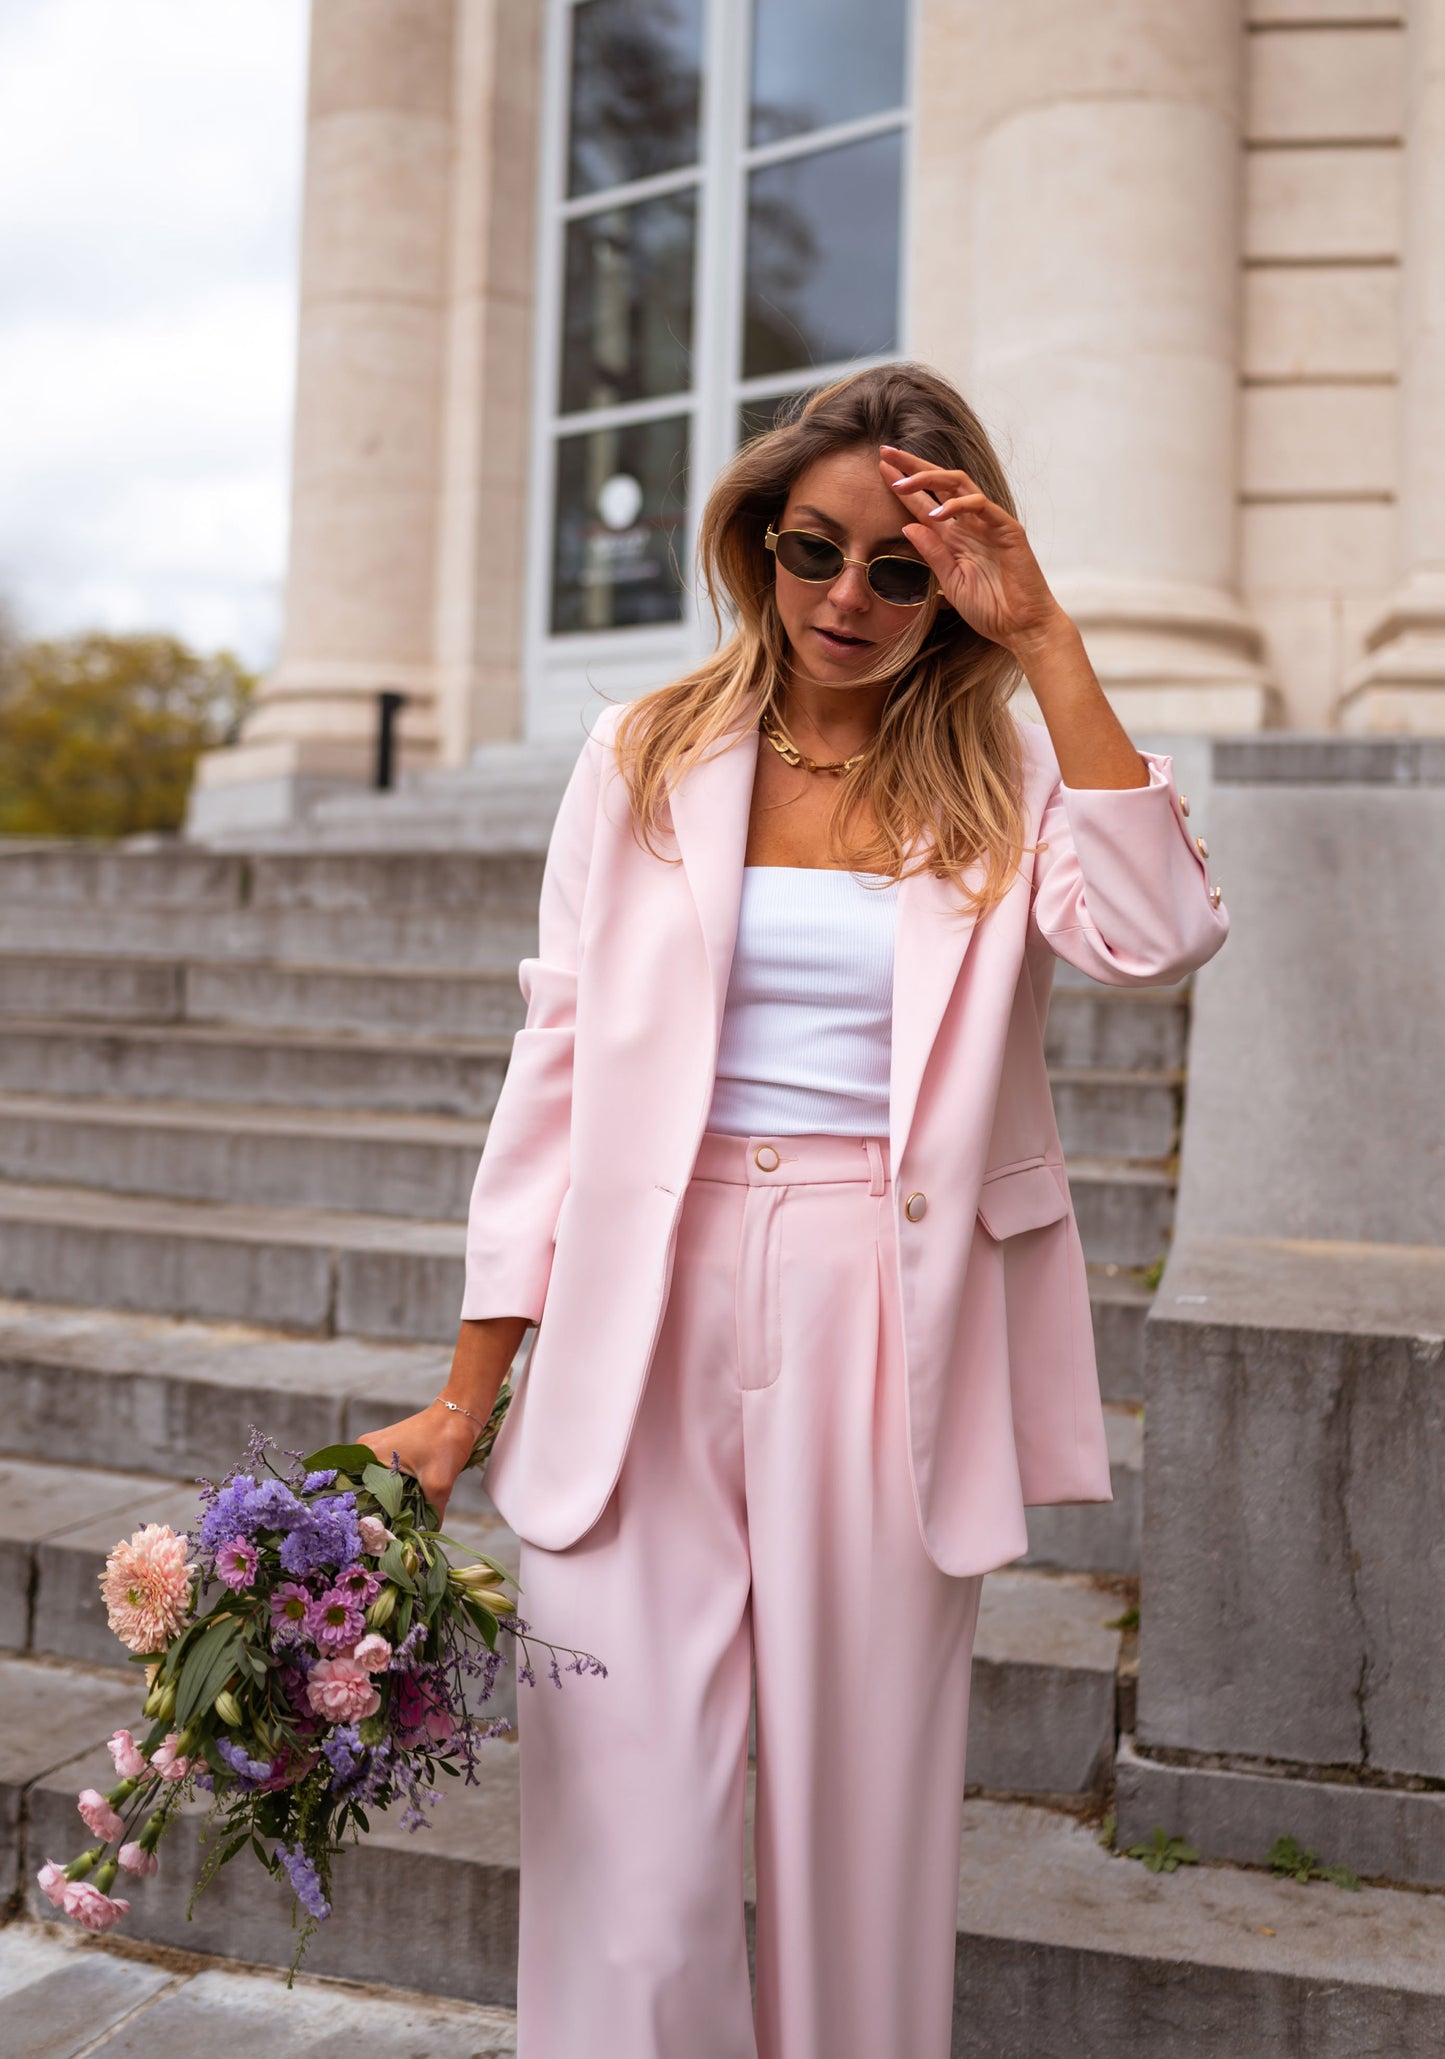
[607,360,1032,916]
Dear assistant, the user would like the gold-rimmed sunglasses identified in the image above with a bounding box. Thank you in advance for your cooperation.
[764,525,933,608]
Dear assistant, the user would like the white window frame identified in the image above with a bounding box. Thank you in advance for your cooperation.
[523,0,917,742]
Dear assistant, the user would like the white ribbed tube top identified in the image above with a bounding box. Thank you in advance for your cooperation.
[704,865,899,1138]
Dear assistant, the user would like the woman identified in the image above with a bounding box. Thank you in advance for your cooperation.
[361,361,1228,2058]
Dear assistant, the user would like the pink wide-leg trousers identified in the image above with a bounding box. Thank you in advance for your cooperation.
[511,1129,984,2059]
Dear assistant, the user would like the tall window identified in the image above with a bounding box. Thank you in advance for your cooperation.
[528,0,914,735]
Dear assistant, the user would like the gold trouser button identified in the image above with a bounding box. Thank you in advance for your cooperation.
[753,1143,781,1171]
[905,1191,927,1222]
[1180,792,1190,816]
[1196,834,1209,858]
[1209,884,1223,908]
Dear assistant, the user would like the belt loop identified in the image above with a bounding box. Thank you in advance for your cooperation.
[865,1136,885,1196]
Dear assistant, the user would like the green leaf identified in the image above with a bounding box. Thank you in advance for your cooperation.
[303,1442,382,1478]
[175,1617,244,1729]
[378,1540,417,1594]
[361,1463,405,1520]
[463,1598,499,1652]
[216,1832,250,1869]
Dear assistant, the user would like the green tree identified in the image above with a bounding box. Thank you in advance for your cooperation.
[0,631,257,838]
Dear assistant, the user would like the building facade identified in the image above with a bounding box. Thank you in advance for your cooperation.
[189,0,1445,833]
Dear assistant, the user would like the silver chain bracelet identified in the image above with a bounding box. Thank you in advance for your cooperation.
[438,1397,487,1432]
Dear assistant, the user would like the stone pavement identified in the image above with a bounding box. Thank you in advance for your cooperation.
[0,1921,518,2057]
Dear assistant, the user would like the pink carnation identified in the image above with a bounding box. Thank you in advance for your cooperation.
[349,1632,391,1673]
[118,1842,158,1877]
[99,1523,192,1655]
[36,1860,68,1908]
[357,1516,393,1555]
[150,1733,191,1782]
[106,1729,147,1779]
[61,1880,130,1932]
[305,1654,381,1723]
[77,1789,125,1841]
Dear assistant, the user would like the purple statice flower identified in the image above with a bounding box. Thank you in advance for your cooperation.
[216,1736,273,1786]
[279,1843,330,1921]
[244,1478,307,1534]
[322,1724,363,1787]
[195,1474,259,1551]
[387,1622,427,1673]
[306,1586,365,1652]
[278,1494,361,1579]
[214,1535,259,1592]
[269,1581,313,1644]
[302,1468,337,1492]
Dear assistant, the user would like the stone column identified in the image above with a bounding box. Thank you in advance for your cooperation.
[910,0,1274,732]
[1340,0,1445,734]
[189,0,457,835]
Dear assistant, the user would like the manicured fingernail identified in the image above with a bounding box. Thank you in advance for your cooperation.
[928,505,947,516]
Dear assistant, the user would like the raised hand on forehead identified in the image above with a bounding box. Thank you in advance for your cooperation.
[877,443,1066,659]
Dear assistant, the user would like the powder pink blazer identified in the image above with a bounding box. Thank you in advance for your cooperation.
[462,700,1228,1578]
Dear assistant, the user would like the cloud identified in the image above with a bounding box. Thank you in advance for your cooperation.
[0,0,309,665]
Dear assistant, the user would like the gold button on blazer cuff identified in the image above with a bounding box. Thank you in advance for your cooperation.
[1180,792,1190,816]
[1195,834,1209,858]
[1209,884,1223,908]
[905,1192,928,1222]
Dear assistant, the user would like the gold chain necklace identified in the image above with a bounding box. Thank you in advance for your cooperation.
[760,706,873,778]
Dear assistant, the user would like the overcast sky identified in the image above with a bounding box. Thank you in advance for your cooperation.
[0,0,309,668]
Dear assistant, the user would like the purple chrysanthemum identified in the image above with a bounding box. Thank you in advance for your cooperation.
[214,1535,259,1592]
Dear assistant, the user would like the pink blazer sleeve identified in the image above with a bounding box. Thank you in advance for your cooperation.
[1029,745,1229,986]
[459,707,614,1322]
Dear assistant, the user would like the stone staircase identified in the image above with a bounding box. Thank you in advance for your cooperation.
[1,838,1439,2051]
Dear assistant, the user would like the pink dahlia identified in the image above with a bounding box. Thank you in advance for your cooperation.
[99,1523,192,1655]
[305,1655,381,1724]
[61,1880,130,1932]
[214,1534,259,1592]
[106,1729,147,1779]
[77,1789,125,1841]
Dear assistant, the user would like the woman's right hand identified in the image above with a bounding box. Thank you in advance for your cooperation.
[357,1400,482,1524]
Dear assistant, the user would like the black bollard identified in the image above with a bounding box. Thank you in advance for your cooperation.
[375,690,406,790]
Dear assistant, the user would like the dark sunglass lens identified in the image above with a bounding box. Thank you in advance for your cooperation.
[777,531,843,580]
[869,557,930,604]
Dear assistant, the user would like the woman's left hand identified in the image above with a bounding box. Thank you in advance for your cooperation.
[878,443,1068,658]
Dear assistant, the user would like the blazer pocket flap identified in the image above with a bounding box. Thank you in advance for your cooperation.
[977,1161,1070,1240]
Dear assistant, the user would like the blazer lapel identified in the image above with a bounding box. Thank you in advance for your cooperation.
[668,718,761,1049]
[888,854,988,1169]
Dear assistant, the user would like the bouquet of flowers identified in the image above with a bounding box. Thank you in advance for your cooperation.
[37,1411,604,1972]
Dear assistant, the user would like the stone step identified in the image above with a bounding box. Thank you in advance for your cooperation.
[5,1652,1442,2053]
[0,1094,491,1220]
[1023,1402,1142,1574]
[1043,981,1189,1071]
[1048,1066,1180,1158]
[0,952,529,1040]
[0,1019,512,1116]
[1064,1155,1176,1268]
[0,1926,520,2057]
[1086,1267,1154,1405]
[0,1456,1119,1803]
[0,1181,466,1340]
